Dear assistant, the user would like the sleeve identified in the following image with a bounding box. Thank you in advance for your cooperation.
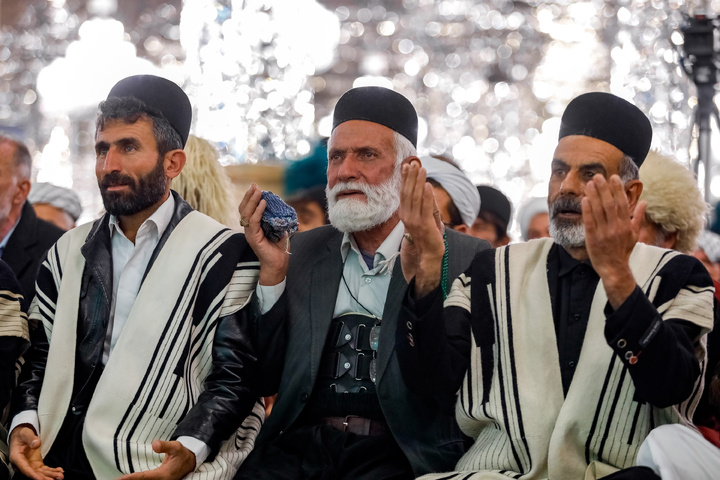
[10,249,57,417]
[0,260,30,410]
[253,290,289,397]
[171,244,261,460]
[604,253,714,408]
[172,303,260,458]
[396,266,475,399]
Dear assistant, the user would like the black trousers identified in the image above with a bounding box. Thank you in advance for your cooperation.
[235,425,414,480]
[13,412,94,480]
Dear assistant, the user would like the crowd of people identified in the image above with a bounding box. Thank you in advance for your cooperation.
[0,72,718,480]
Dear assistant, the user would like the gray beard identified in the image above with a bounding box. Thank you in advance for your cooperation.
[326,168,401,233]
[549,217,586,248]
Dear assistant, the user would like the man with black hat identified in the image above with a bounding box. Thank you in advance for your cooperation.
[9,75,264,480]
[397,92,714,479]
[235,86,487,479]
[470,185,512,247]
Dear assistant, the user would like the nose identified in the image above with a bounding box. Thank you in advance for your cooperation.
[558,170,581,197]
[100,147,122,174]
[336,154,361,182]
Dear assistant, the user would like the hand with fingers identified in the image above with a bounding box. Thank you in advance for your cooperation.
[582,174,643,309]
[9,426,65,480]
[117,440,195,480]
[399,160,445,298]
[238,184,290,286]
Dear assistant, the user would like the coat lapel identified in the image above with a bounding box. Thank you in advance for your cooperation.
[376,258,407,382]
[309,235,343,386]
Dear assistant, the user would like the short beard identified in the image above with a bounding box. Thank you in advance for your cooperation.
[549,196,586,248]
[326,167,401,233]
[99,157,167,216]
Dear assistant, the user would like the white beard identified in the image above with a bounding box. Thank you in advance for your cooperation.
[326,168,401,233]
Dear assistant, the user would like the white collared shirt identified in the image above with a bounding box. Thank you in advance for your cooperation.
[105,194,174,364]
[256,222,406,319]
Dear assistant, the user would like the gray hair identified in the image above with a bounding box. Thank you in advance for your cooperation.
[619,154,639,184]
[0,135,31,180]
[393,131,416,167]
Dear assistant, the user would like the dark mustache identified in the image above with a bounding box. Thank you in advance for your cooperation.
[549,196,582,217]
[100,172,135,190]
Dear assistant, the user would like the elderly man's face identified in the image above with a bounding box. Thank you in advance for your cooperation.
[325,120,401,233]
[95,117,168,217]
[0,142,25,227]
[547,135,625,248]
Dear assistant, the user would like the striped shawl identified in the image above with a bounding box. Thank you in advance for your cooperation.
[31,211,264,479]
[420,239,713,480]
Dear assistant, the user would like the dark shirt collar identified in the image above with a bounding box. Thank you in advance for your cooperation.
[556,243,594,277]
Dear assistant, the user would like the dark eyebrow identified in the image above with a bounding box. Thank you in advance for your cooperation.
[578,162,606,175]
[551,159,568,169]
[95,137,140,153]
[95,140,109,154]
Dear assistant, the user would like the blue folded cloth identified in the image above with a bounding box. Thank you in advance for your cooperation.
[261,191,299,242]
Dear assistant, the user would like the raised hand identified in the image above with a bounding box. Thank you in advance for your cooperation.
[399,160,445,297]
[238,183,290,286]
[582,174,641,309]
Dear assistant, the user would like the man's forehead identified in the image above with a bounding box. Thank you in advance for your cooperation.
[329,120,395,147]
[96,117,153,141]
[553,135,624,165]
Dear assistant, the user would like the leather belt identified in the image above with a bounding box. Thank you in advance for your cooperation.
[321,415,388,436]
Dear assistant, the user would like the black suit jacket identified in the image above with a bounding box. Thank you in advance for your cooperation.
[2,202,64,302]
[254,225,489,476]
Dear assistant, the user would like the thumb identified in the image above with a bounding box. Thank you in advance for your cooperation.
[18,428,41,449]
[151,439,173,455]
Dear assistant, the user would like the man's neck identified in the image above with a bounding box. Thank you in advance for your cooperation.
[351,214,400,256]
[117,191,170,244]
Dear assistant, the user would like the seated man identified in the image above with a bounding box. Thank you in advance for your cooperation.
[9,75,264,480]
[398,92,714,479]
[470,185,512,247]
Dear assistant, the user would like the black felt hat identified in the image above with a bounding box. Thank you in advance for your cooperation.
[558,92,652,166]
[332,86,418,147]
[477,185,512,225]
[107,75,192,147]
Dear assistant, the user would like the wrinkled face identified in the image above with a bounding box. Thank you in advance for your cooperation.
[548,135,624,248]
[95,117,168,217]
[0,142,23,225]
[325,120,401,233]
[526,212,550,240]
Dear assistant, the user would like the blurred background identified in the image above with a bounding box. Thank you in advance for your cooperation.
[0,0,715,227]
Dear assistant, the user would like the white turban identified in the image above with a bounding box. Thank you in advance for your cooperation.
[518,197,548,241]
[422,156,480,228]
[28,182,82,221]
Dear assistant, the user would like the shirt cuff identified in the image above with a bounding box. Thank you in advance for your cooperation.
[176,436,210,470]
[256,278,286,315]
[9,410,39,442]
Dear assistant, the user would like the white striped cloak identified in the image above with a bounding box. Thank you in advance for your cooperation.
[420,239,714,480]
[31,211,264,479]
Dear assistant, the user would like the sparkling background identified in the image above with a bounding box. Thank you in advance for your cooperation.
[0,0,715,226]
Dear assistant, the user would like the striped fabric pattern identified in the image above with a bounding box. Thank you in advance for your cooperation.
[420,239,714,480]
[33,212,264,480]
